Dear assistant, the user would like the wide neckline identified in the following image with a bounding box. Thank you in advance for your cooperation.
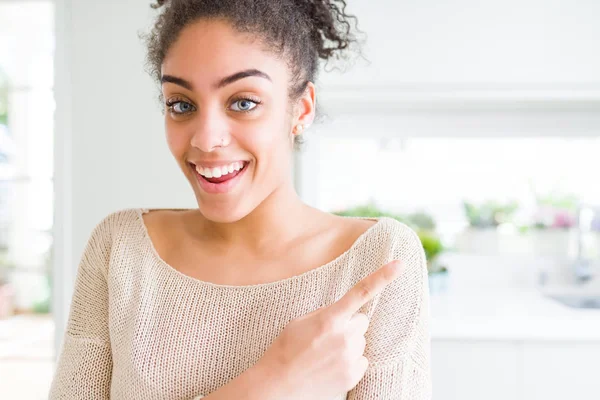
[134,207,386,290]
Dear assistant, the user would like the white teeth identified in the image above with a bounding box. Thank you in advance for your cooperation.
[194,165,205,177]
[196,161,246,179]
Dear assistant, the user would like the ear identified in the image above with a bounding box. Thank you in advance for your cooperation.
[291,82,316,135]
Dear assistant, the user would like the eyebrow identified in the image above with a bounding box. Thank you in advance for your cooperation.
[160,69,272,91]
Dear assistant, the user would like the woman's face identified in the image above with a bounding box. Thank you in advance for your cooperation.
[161,19,313,223]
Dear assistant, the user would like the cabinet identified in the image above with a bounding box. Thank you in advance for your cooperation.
[432,340,600,400]
[522,343,600,399]
[432,341,520,400]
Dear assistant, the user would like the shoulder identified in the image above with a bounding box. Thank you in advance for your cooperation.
[83,207,144,254]
[90,207,144,232]
[376,217,424,251]
[369,217,428,296]
[381,217,427,276]
[366,217,428,302]
[348,216,426,273]
[364,218,430,365]
[78,208,146,276]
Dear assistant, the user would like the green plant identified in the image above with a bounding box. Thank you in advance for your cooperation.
[463,200,519,228]
[534,193,578,229]
[333,204,407,221]
[0,67,9,126]
[417,230,443,262]
[417,230,447,274]
[32,272,51,314]
[333,204,436,231]
[32,246,53,314]
[406,211,436,231]
[529,184,579,229]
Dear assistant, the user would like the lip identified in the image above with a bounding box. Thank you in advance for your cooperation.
[189,161,249,194]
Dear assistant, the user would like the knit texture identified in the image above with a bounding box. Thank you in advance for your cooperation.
[49,208,431,399]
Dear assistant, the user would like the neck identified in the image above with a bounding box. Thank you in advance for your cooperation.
[196,182,318,252]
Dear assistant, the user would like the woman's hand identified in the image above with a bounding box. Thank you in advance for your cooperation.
[255,260,404,400]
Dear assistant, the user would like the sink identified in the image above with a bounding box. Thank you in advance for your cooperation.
[538,266,600,309]
[546,294,600,309]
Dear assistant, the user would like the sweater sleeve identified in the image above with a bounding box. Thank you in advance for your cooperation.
[347,221,432,400]
[49,213,115,399]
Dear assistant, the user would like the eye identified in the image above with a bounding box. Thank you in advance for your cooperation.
[229,97,260,113]
[166,100,195,115]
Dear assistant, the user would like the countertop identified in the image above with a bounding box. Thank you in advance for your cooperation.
[430,288,600,341]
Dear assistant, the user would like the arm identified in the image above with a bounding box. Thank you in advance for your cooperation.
[347,222,432,400]
[49,214,114,399]
[199,361,287,400]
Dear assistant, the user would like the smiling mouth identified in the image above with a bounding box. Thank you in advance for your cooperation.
[189,161,248,184]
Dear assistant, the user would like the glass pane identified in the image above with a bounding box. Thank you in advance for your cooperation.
[316,136,600,258]
[0,1,54,88]
[0,2,55,399]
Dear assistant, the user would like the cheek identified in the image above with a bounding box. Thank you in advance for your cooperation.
[241,118,290,161]
[245,125,292,187]
[165,124,188,157]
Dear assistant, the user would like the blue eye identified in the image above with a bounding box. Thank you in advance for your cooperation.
[167,100,195,115]
[230,98,259,112]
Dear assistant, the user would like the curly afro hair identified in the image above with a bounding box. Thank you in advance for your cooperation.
[142,0,362,145]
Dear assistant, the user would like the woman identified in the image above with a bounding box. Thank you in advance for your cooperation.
[49,0,431,399]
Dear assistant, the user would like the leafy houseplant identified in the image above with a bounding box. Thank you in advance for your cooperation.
[525,191,580,257]
[0,67,9,126]
[32,246,53,314]
[458,200,525,255]
[463,200,519,228]
[532,192,578,230]
[417,230,446,274]
[334,204,407,221]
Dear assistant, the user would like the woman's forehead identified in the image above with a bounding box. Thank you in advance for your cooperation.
[161,19,288,90]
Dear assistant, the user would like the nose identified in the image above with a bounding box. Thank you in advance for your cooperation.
[189,106,231,152]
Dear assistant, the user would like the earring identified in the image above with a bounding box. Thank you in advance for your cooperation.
[295,124,304,134]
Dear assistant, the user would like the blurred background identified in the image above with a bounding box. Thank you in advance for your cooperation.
[1,0,599,398]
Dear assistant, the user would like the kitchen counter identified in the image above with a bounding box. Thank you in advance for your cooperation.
[430,288,600,341]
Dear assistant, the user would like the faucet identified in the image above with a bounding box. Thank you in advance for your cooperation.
[573,204,597,284]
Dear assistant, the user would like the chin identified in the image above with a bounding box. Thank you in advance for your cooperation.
[195,200,252,224]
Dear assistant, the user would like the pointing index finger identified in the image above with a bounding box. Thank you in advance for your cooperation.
[327,260,403,320]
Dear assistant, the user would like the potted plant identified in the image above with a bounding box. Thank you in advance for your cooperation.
[32,245,53,314]
[530,191,579,258]
[456,199,523,254]
[334,203,408,221]
[417,230,448,293]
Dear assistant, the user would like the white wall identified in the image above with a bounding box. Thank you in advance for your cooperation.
[52,0,195,352]
[53,0,600,354]
[319,0,600,87]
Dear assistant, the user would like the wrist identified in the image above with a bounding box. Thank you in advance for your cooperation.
[243,359,291,400]
[202,359,292,400]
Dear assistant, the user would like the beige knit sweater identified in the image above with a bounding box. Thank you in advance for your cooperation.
[49,208,431,400]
